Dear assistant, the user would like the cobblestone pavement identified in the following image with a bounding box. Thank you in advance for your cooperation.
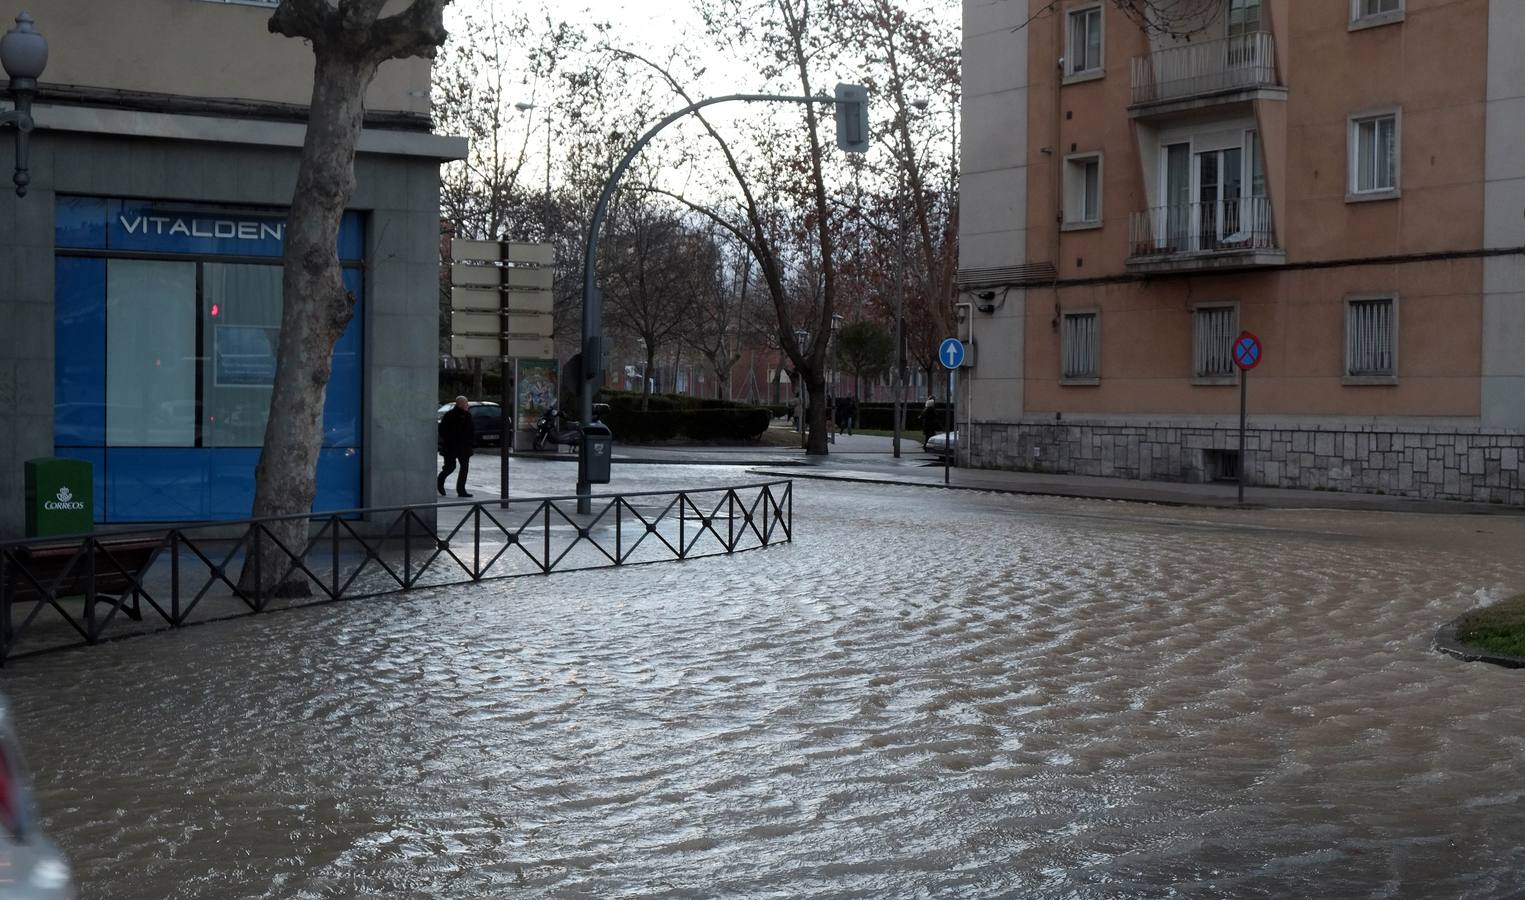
[6,460,1525,899]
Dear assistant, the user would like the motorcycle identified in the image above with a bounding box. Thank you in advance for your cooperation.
[533,402,583,451]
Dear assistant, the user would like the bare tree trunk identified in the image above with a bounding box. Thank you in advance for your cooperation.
[241,50,375,596]
[239,0,450,596]
[641,345,656,411]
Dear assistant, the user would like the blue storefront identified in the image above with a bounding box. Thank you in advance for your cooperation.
[52,197,365,522]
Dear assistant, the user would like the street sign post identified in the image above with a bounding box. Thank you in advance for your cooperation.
[938,337,965,485]
[1232,331,1263,505]
[449,239,555,504]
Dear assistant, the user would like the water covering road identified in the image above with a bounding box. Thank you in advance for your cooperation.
[6,460,1525,898]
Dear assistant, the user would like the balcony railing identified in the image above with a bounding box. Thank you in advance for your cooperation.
[1128,196,1277,260]
[1131,32,1280,106]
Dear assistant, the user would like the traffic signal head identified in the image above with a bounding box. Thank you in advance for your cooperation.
[834,82,870,154]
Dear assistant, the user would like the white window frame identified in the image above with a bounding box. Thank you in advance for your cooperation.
[1064,4,1105,84]
[1062,152,1104,230]
[1350,0,1404,31]
[1348,109,1401,202]
[1060,308,1101,385]
[1344,293,1399,384]
[1192,302,1239,385]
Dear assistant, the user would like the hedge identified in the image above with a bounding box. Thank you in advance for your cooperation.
[856,402,947,432]
[603,405,770,442]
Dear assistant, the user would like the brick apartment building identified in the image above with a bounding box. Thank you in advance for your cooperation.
[958,0,1525,502]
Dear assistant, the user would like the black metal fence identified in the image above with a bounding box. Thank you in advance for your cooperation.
[0,480,792,665]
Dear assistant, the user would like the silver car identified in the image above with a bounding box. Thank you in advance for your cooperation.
[922,431,958,457]
[0,695,74,899]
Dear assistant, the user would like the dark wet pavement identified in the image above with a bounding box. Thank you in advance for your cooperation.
[6,460,1525,898]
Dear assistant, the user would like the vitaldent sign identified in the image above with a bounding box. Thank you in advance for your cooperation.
[57,198,364,261]
[117,214,286,243]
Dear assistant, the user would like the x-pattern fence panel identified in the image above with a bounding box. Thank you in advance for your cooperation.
[0,481,792,665]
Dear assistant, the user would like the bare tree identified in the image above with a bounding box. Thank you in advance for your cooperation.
[601,197,709,410]
[243,0,450,595]
[683,228,753,401]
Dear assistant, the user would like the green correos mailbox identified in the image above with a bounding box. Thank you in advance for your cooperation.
[25,457,94,537]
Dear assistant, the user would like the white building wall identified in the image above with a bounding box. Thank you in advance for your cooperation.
[1483,0,1525,428]
[961,0,1030,425]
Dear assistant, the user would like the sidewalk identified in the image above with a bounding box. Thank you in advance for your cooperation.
[507,427,1525,516]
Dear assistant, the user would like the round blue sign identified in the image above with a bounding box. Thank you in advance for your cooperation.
[938,338,966,370]
[1233,331,1262,371]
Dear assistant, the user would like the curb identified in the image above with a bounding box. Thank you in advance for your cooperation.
[744,468,1525,517]
[1434,619,1525,669]
[512,452,809,468]
[745,468,1262,509]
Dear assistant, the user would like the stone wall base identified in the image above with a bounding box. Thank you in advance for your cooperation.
[968,422,1525,505]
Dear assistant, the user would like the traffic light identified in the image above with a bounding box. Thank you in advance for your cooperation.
[834,82,869,153]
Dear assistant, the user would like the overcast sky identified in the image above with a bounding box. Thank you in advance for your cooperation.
[439,0,960,194]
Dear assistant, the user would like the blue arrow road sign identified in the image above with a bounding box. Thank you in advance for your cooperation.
[939,338,965,369]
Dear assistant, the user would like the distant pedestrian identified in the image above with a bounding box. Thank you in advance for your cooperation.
[844,396,858,436]
[437,396,475,498]
[922,396,937,440]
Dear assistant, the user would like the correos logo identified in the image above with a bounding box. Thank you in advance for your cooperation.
[44,485,85,512]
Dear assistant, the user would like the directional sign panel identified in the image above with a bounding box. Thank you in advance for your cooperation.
[451,311,501,336]
[451,263,498,287]
[451,239,554,265]
[451,239,500,262]
[450,287,499,312]
[451,287,556,313]
[1233,331,1263,371]
[452,335,555,359]
[938,337,966,369]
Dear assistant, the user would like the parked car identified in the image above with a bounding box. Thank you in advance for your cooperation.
[923,431,958,458]
[0,694,75,899]
[435,401,504,447]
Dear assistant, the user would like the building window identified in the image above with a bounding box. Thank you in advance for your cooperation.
[1066,6,1103,79]
[1061,311,1099,382]
[1352,0,1402,23]
[54,196,366,522]
[1346,296,1397,380]
[1063,153,1102,228]
[1193,305,1238,380]
[1350,112,1399,198]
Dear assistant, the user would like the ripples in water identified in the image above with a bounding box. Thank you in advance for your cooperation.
[7,475,1525,899]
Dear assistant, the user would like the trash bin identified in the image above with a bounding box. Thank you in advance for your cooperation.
[579,422,614,485]
[25,457,93,537]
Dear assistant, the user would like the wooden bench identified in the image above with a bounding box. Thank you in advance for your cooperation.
[3,537,165,624]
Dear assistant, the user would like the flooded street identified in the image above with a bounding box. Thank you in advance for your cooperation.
[6,463,1525,898]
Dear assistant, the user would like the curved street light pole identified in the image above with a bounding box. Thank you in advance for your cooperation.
[576,92,836,511]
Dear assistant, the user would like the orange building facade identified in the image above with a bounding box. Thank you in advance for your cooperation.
[959,0,1525,502]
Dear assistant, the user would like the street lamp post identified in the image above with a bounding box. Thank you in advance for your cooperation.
[892,98,929,459]
[793,327,809,447]
[829,313,843,445]
[0,12,48,197]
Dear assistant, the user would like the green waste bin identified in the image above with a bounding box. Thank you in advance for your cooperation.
[25,457,94,537]
[579,422,614,485]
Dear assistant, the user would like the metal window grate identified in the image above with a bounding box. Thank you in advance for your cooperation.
[1194,306,1237,377]
[1062,313,1099,380]
[1347,298,1395,376]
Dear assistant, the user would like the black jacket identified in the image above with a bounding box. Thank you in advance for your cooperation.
[439,406,475,457]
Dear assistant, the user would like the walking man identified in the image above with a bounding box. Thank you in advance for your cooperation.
[438,396,475,498]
